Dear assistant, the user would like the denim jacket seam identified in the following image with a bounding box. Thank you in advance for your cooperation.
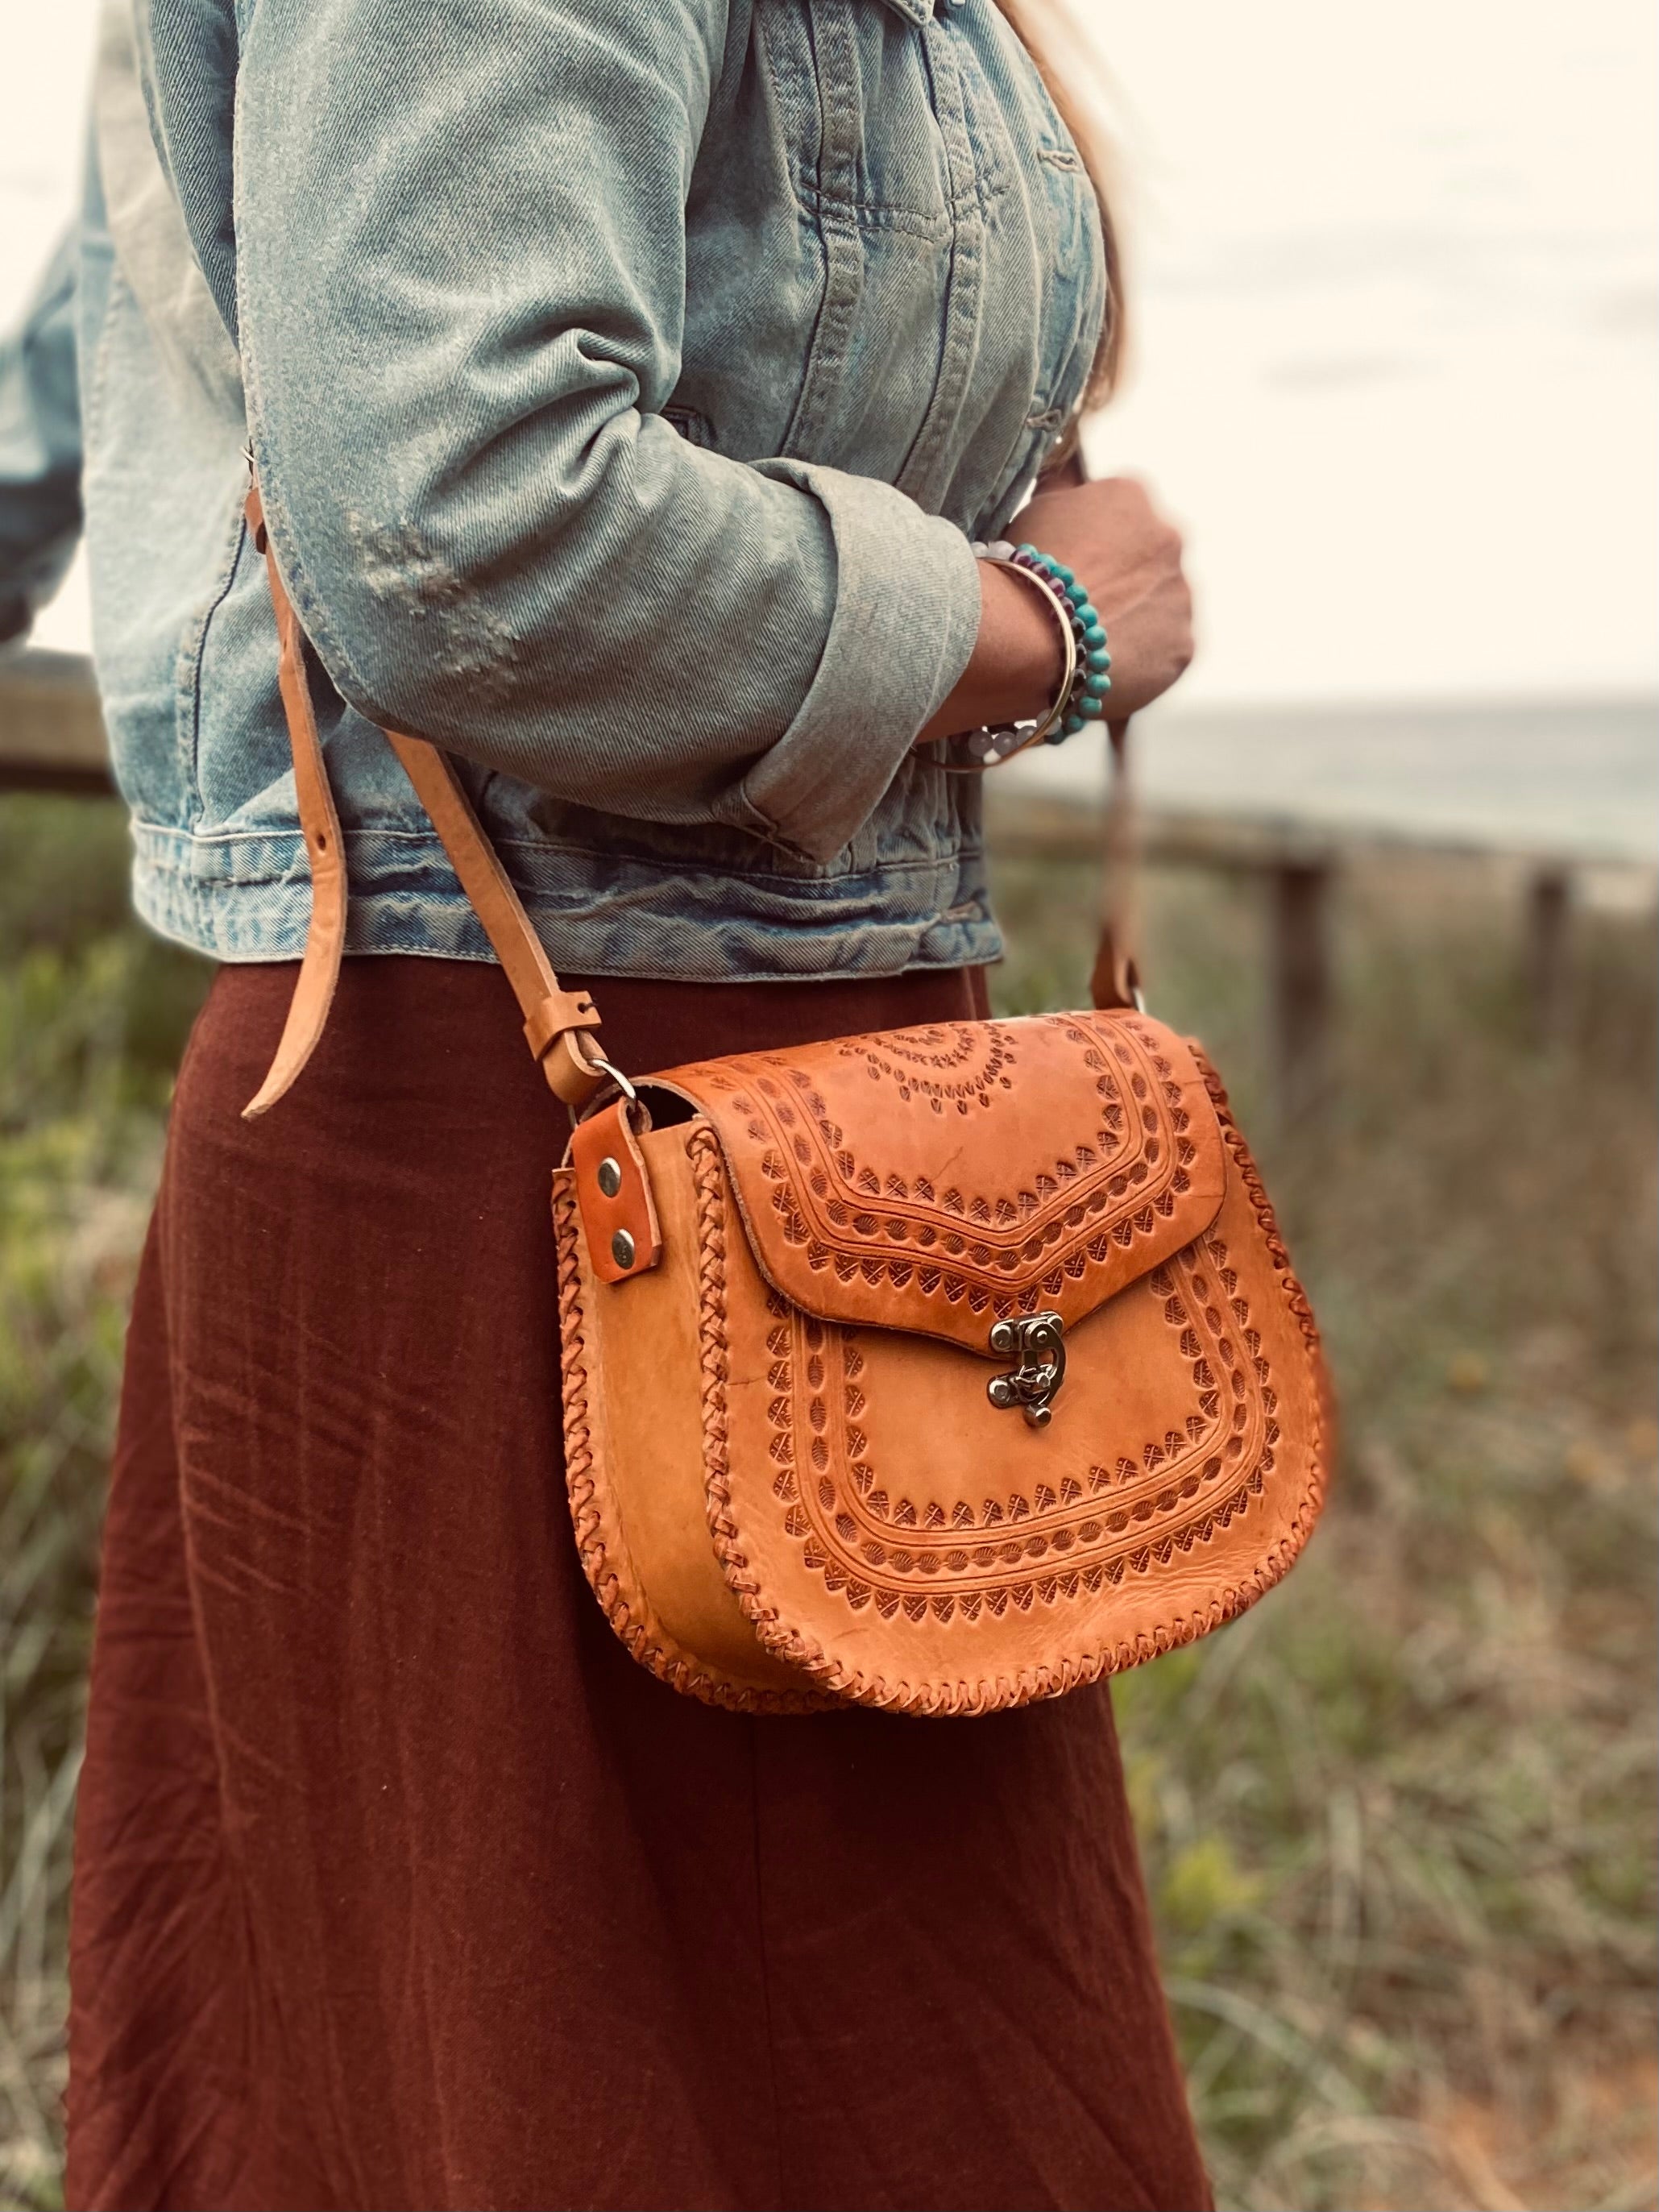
[935,15,1014,217]
[78,237,122,470]
[132,815,984,889]
[793,187,955,239]
[172,493,254,832]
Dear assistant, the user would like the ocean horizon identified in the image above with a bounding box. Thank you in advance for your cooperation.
[996,691,1658,867]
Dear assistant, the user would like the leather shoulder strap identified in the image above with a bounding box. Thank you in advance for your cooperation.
[1089,716,1143,1013]
[1045,446,1141,1015]
[243,486,348,1115]
[241,483,605,1118]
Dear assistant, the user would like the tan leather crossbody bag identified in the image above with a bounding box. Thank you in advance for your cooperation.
[243,483,1330,1716]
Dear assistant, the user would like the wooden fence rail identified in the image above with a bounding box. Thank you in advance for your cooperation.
[2,647,1638,1121]
[0,648,111,795]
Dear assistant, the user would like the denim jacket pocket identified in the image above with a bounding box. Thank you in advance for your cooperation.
[761,0,952,224]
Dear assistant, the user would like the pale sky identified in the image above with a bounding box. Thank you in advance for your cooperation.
[3,0,1655,705]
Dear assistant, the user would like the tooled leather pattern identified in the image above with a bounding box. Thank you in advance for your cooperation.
[699,1065,1332,1716]
[657,1011,1226,1351]
[846,1022,1020,1113]
[763,1234,1275,1623]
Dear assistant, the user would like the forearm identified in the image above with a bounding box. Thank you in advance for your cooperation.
[915,558,1068,746]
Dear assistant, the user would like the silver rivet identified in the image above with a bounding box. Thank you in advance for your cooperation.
[596,1156,623,1198]
[611,1228,636,1270]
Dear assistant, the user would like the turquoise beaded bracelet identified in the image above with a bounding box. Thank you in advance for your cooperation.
[946,538,1111,770]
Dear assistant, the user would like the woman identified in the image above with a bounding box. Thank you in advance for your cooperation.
[7,0,1201,2202]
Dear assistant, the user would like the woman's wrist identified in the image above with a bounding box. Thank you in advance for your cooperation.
[914,558,1066,747]
[918,541,1110,769]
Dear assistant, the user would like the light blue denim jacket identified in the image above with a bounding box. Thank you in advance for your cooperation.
[2,0,1104,980]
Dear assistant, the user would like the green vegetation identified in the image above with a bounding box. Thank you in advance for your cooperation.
[993,845,1659,2212]
[1,794,1654,2210]
[0,799,210,2210]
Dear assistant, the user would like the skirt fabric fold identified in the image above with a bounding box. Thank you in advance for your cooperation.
[66,957,1209,2212]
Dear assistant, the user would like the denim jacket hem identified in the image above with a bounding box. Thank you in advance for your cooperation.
[131,820,1006,983]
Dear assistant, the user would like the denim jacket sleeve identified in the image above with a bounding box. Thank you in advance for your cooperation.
[234,0,983,863]
[0,228,83,648]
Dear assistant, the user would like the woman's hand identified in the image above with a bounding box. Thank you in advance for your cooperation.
[1015,476,1195,718]
[916,475,1194,744]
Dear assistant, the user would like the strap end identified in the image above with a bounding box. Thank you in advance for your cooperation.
[539,1027,608,1110]
[241,1040,314,1120]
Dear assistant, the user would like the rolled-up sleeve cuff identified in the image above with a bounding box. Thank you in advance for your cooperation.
[736,458,981,863]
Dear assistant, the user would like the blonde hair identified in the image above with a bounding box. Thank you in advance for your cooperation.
[989,0,1125,427]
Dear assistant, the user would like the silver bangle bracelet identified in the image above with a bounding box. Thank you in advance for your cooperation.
[938,541,1080,774]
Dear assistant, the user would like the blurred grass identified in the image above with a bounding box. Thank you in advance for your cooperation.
[1,793,1655,2211]
[0,797,210,2210]
[991,845,1659,2212]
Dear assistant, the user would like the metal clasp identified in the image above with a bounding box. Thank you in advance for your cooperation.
[987,1312,1067,1429]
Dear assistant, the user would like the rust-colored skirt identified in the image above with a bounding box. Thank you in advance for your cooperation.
[66,957,1209,2212]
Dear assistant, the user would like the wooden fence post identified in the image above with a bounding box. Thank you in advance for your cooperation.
[1526,865,1572,1043]
[1269,857,1334,1123]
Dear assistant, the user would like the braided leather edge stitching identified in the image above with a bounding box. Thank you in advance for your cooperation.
[1194,1053,1326,1358]
[698,1079,1332,1716]
[553,1170,826,1716]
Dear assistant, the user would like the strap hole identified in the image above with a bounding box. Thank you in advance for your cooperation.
[314,831,328,852]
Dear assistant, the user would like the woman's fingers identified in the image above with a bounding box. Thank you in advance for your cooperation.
[1014,478,1196,716]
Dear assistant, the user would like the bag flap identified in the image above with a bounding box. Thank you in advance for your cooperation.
[646,1011,1226,1353]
